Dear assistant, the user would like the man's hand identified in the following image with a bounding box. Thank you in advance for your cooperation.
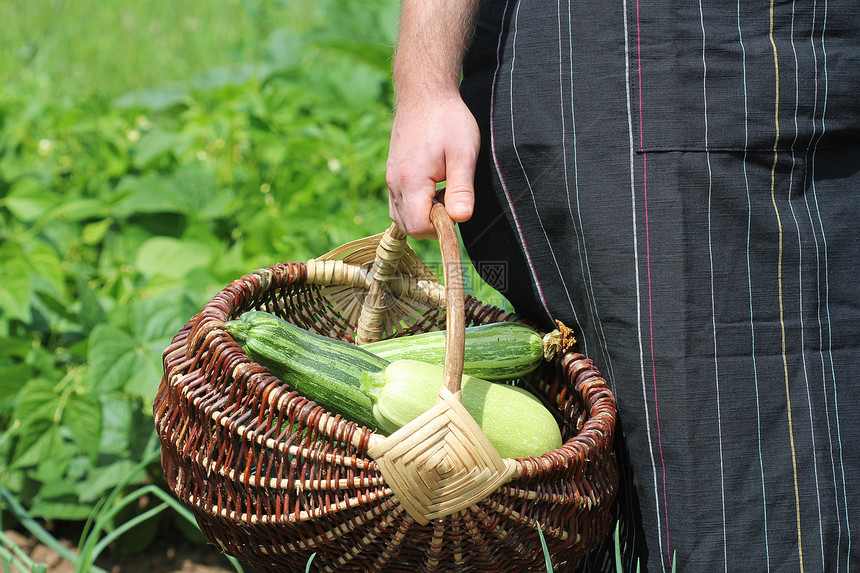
[385,0,481,239]
[386,93,480,238]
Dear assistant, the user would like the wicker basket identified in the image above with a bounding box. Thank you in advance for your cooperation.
[154,204,618,572]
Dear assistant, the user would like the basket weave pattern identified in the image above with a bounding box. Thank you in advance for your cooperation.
[155,240,618,571]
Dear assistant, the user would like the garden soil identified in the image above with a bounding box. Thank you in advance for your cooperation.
[4,528,256,573]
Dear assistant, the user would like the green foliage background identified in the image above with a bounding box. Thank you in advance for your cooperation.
[0,0,404,555]
[1,0,510,565]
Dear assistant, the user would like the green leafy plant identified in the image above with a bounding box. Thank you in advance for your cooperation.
[0,0,514,568]
[0,0,400,562]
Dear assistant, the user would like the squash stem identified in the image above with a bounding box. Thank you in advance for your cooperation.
[542,322,577,360]
[223,319,249,344]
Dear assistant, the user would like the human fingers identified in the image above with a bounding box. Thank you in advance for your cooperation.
[386,162,438,239]
[442,142,477,223]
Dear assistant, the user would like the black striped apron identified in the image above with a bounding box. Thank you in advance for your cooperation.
[459,1,860,571]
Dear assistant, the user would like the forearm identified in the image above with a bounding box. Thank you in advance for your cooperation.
[386,0,482,237]
[393,0,481,104]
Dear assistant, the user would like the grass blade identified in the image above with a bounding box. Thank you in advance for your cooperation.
[0,486,106,573]
[536,525,553,572]
[90,502,170,558]
[0,541,33,573]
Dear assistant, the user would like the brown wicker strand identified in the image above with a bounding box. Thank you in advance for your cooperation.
[459,508,507,570]
[320,503,406,572]
[366,515,416,573]
[421,521,447,572]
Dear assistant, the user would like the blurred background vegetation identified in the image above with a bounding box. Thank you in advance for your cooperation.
[0,1,513,570]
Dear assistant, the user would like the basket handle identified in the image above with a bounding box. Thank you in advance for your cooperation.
[365,203,518,524]
[354,197,466,396]
[428,200,466,396]
[353,224,409,345]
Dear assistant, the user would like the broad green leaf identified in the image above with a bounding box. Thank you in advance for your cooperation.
[125,340,167,404]
[30,217,80,259]
[27,243,66,300]
[99,221,153,272]
[75,274,107,329]
[25,343,61,384]
[64,393,102,459]
[0,335,32,358]
[132,128,189,169]
[126,213,186,239]
[327,62,388,108]
[3,179,56,222]
[315,40,393,73]
[29,288,79,335]
[99,395,134,455]
[32,476,77,499]
[48,198,109,222]
[29,478,92,521]
[10,378,57,426]
[96,135,132,179]
[266,28,305,70]
[112,174,185,218]
[8,379,64,470]
[191,64,259,91]
[129,408,155,459]
[0,362,33,401]
[0,251,33,321]
[167,163,231,221]
[11,422,60,470]
[81,218,113,245]
[88,324,160,396]
[66,454,91,482]
[1,470,25,495]
[113,84,189,112]
[78,459,143,503]
[28,499,94,521]
[134,237,215,279]
[28,441,77,485]
[96,295,197,404]
[129,295,196,341]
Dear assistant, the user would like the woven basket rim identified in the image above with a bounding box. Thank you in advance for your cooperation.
[178,259,617,469]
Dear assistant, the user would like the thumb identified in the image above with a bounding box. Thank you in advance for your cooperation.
[444,161,476,223]
[444,186,474,222]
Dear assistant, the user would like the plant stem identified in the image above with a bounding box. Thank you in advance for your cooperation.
[536,525,553,572]
[0,486,107,573]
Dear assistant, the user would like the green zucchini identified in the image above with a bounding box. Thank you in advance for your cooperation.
[360,322,558,380]
[361,359,563,459]
[225,311,563,457]
[224,311,386,430]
